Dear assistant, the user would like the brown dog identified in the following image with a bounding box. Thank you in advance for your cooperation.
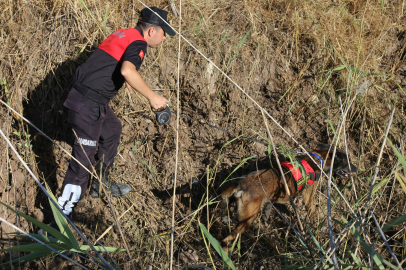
[221,144,357,246]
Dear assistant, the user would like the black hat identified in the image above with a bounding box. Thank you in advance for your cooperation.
[138,7,176,36]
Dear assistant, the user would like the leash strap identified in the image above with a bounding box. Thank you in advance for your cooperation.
[171,111,268,146]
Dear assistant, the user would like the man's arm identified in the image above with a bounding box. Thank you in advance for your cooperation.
[121,60,168,110]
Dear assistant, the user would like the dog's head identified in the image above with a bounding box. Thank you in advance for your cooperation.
[314,144,358,177]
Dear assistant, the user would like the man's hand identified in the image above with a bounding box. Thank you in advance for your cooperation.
[121,61,168,110]
[149,93,169,111]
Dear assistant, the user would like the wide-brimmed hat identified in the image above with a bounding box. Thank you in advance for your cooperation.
[138,7,176,36]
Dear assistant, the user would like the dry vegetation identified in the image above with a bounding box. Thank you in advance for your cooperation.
[1,0,406,269]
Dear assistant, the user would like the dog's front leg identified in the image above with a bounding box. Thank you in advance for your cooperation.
[261,202,272,226]
[302,185,317,218]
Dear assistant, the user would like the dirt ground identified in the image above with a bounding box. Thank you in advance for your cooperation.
[1,0,406,269]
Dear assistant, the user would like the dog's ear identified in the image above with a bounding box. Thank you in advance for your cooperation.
[317,144,331,150]
[332,150,351,170]
[333,151,344,165]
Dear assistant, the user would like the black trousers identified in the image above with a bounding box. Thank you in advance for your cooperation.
[57,88,122,215]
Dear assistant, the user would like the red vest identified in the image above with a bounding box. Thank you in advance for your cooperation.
[98,28,146,62]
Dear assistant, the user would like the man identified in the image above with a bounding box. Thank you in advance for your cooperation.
[57,6,176,216]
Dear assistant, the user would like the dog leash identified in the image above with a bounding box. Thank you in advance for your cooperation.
[169,110,327,171]
[171,110,269,146]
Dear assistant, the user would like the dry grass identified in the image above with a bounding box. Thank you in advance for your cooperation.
[0,0,406,269]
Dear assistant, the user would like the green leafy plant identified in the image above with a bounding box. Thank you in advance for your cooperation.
[13,131,33,163]
[1,79,10,104]
[0,184,126,267]
[1,79,9,93]
[199,223,236,270]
